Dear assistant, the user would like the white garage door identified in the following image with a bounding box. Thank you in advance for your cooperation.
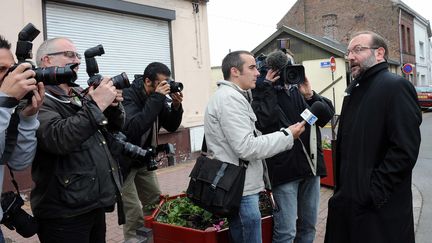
[45,2,172,87]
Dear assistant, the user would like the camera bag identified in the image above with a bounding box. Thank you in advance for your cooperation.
[186,136,248,217]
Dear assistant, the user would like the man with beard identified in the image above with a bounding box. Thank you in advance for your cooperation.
[324,31,421,243]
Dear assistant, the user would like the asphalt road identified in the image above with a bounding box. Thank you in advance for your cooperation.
[413,111,432,242]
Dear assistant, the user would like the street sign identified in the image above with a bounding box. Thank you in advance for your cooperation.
[330,56,336,72]
[320,61,331,68]
[402,63,413,75]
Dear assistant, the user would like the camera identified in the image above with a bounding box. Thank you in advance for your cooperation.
[256,50,305,86]
[1,191,38,238]
[10,23,78,86]
[85,44,130,89]
[278,64,305,85]
[110,132,159,171]
[167,79,183,93]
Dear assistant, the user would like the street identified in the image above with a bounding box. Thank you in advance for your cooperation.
[413,111,432,242]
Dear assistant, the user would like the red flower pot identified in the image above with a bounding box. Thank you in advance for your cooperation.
[320,149,334,187]
[145,194,273,243]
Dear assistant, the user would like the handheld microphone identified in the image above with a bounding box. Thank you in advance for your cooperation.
[300,101,333,126]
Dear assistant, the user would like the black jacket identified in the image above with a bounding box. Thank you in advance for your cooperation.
[325,62,422,243]
[121,77,183,172]
[252,82,334,187]
[31,86,124,219]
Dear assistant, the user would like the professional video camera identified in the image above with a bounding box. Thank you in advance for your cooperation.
[256,50,305,86]
[9,23,78,86]
[1,191,38,238]
[85,44,130,89]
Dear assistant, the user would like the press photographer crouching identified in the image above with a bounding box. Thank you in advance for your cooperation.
[30,37,124,243]
[121,62,183,241]
[252,49,335,243]
[0,29,45,241]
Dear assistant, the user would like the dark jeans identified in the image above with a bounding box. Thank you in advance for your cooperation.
[37,207,106,243]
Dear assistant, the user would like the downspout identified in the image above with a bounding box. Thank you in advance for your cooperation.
[399,8,403,73]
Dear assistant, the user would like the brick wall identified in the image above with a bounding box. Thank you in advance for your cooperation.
[277,0,415,66]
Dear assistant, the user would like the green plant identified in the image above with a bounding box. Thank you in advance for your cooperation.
[156,196,228,231]
[322,135,332,150]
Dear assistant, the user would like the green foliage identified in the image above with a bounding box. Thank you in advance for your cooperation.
[156,196,227,231]
[322,136,332,150]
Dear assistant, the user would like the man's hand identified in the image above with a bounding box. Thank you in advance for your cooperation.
[171,92,183,110]
[0,63,37,100]
[265,69,280,83]
[299,76,313,99]
[110,89,123,107]
[88,77,117,111]
[288,122,305,139]
[155,80,170,95]
[21,83,45,117]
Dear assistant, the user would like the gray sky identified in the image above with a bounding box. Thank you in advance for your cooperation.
[207,0,432,66]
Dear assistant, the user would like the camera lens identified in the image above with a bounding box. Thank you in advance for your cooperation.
[34,63,78,85]
[111,72,130,89]
[169,81,183,93]
[281,65,305,85]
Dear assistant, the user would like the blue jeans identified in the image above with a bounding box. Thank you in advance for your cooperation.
[0,226,4,243]
[228,193,261,243]
[272,176,320,243]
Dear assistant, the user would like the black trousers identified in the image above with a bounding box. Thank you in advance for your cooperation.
[37,207,106,243]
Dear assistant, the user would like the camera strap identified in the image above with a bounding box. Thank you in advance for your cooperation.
[5,165,21,194]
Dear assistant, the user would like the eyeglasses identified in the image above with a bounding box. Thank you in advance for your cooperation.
[47,51,82,60]
[345,46,379,58]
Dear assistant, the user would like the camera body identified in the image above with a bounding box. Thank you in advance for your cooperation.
[11,23,77,86]
[256,51,305,86]
[85,45,130,89]
[167,79,183,93]
[1,191,38,238]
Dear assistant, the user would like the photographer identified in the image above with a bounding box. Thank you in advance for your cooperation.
[121,62,183,241]
[252,50,334,243]
[0,35,44,242]
[31,37,124,243]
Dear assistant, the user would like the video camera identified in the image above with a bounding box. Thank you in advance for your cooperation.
[85,44,130,89]
[256,50,305,86]
[9,23,78,86]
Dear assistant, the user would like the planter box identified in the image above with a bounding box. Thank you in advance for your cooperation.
[320,149,334,187]
[145,195,273,243]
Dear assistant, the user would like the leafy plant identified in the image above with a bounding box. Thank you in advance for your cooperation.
[322,135,332,150]
[155,192,274,231]
[156,196,227,231]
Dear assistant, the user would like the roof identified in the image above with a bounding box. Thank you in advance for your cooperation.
[251,25,347,57]
[251,25,400,65]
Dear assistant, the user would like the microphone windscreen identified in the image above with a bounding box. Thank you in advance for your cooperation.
[266,50,288,71]
[310,101,333,127]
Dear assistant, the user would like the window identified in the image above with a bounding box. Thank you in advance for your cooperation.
[419,41,425,58]
[322,14,337,40]
[407,27,411,54]
[401,25,406,53]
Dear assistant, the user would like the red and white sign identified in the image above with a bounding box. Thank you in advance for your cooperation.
[330,56,336,72]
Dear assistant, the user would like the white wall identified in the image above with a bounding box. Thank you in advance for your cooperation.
[413,18,431,86]
[302,58,347,114]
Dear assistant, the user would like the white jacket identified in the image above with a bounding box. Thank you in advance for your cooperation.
[204,80,294,196]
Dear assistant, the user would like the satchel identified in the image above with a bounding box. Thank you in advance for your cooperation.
[186,136,248,217]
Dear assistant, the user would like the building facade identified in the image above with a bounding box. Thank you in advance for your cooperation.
[1,0,212,177]
[277,0,431,84]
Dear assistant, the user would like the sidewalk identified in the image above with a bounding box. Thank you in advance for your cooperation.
[3,161,422,243]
